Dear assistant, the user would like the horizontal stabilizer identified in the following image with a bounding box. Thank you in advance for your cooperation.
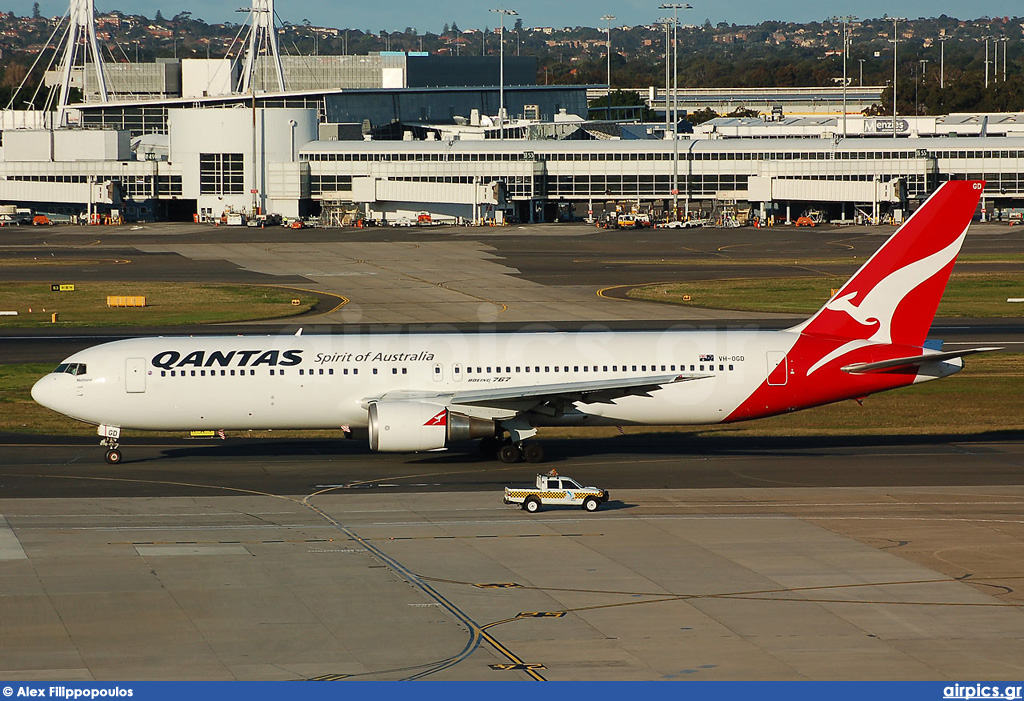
[841,347,1002,375]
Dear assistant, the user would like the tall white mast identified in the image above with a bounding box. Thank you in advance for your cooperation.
[238,0,285,93]
[56,0,108,125]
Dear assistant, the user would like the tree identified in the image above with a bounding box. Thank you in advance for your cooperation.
[687,108,719,125]
[514,18,523,33]
[587,89,656,121]
[450,21,459,33]
[443,23,449,34]
[155,9,164,22]
[31,2,40,19]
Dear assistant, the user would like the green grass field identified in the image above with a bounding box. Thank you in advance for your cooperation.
[0,282,320,327]
[626,272,1024,317]
[5,354,1022,439]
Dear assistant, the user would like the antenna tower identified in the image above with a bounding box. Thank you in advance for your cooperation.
[238,0,286,93]
[56,0,108,125]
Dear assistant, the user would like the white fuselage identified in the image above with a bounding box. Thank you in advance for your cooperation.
[31,330,801,431]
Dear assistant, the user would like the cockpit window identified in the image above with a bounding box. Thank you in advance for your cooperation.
[52,363,86,376]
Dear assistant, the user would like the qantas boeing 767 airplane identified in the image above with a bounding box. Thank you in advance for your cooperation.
[32,180,997,464]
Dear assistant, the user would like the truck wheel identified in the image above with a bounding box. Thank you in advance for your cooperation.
[583,496,600,512]
[522,443,545,463]
[499,444,522,464]
[524,497,541,513]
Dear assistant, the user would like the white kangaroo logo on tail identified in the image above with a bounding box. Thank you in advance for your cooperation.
[805,227,968,376]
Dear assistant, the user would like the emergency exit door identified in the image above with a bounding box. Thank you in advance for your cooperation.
[125,358,146,393]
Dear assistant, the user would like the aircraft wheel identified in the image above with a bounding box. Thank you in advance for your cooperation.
[498,444,522,464]
[105,449,122,465]
[522,443,545,463]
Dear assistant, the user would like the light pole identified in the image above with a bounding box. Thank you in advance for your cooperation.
[858,57,864,86]
[658,18,672,136]
[659,3,692,219]
[834,15,857,138]
[490,8,518,140]
[601,15,615,120]
[982,36,991,88]
[919,59,928,116]
[887,16,905,140]
[1000,36,1008,82]
[938,35,948,89]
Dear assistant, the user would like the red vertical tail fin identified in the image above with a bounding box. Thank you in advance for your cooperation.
[791,180,984,347]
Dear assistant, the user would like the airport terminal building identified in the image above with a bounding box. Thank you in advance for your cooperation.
[6,0,1020,226]
[2,104,1024,224]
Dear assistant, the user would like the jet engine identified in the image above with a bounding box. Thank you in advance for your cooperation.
[368,401,495,452]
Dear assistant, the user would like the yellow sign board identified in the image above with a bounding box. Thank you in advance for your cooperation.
[51,284,75,292]
[107,296,147,307]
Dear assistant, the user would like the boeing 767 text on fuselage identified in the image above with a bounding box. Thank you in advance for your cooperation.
[32,181,997,464]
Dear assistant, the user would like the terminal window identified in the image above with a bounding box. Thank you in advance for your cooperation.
[199,153,244,195]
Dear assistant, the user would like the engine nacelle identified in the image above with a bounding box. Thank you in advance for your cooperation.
[368,401,496,452]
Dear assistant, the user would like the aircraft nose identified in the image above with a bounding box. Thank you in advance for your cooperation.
[31,374,60,411]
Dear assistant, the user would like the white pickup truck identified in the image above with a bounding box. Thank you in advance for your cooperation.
[504,473,609,513]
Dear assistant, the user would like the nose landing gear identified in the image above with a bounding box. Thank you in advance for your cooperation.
[98,424,122,464]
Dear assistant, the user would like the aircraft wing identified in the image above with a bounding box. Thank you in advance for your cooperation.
[840,347,1001,374]
[365,372,712,413]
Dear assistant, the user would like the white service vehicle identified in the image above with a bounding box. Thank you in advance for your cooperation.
[504,473,609,513]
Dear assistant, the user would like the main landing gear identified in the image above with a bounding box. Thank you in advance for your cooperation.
[480,436,545,464]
